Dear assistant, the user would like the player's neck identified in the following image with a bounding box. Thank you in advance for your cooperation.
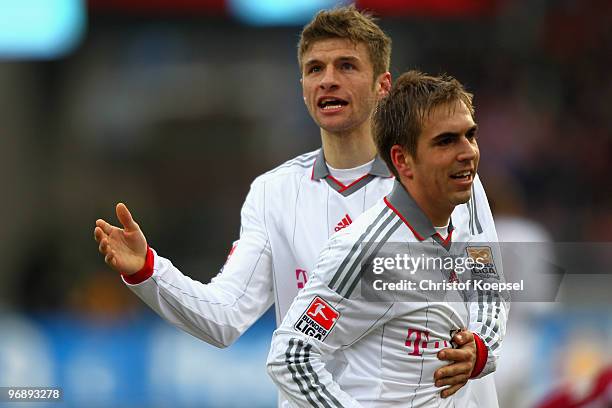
[401,180,453,227]
[320,125,377,169]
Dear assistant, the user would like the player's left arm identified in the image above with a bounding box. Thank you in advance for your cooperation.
[434,175,509,396]
[266,238,395,407]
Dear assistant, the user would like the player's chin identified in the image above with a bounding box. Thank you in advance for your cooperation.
[450,190,472,206]
[318,116,355,134]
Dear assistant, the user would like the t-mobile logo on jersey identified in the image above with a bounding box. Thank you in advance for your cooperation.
[295,269,308,289]
[334,213,352,232]
[405,328,450,356]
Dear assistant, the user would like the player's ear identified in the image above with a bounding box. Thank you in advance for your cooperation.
[376,72,392,99]
[300,77,307,104]
[390,145,414,179]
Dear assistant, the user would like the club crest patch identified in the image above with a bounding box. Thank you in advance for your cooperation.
[294,296,340,341]
[466,246,498,276]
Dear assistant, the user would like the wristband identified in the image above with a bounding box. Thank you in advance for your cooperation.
[470,333,488,378]
[122,246,154,284]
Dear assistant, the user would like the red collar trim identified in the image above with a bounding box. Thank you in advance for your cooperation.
[310,157,316,180]
[434,229,453,245]
[384,196,425,241]
[326,173,371,192]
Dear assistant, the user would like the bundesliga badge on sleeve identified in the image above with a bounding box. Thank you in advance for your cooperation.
[294,296,340,341]
[466,246,498,277]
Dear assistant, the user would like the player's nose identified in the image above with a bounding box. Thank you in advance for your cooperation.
[319,66,339,90]
[456,137,478,162]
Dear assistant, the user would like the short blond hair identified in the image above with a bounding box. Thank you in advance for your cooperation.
[298,5,391,78]
[373,70,475,178]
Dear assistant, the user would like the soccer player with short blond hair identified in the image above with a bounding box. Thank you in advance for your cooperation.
[267,70,508,407]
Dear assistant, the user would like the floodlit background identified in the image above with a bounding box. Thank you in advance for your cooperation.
[0,0,610,407]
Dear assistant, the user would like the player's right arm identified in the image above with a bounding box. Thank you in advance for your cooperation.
[93,181,274,348]
[465,175,509,378]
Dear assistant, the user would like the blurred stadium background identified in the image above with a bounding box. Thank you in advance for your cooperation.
[0,0,610,407]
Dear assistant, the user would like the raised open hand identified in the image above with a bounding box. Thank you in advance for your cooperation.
[93,203,148,275]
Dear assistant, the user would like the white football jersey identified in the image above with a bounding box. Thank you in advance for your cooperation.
[123,148,503,406]
[267,180,508,407]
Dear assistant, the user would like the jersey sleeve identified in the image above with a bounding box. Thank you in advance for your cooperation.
[266,239,394,408]
[466,175,509,378]
[123,180,274,348]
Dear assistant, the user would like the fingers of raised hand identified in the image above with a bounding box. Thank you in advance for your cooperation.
[93,225,107,243]
[95,219,114,235]
[116,203,139,232]
[104,251,116,267]
[98,236,110,254]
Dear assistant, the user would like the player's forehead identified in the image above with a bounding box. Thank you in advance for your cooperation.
[420,100,476,138]
[302,38,371,66]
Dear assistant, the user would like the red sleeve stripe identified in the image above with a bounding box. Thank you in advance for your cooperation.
[122,246,154,285]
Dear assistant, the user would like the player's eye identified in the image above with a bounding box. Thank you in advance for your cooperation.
[307,65,322,74]
[437,137,453,146]
[341,62,354,70]
[466,130,478,141]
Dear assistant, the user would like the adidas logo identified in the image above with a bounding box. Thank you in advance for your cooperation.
[334,214,352,232]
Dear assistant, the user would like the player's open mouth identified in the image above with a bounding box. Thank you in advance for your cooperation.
[317,97,349,111]
[450,171,473,182]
